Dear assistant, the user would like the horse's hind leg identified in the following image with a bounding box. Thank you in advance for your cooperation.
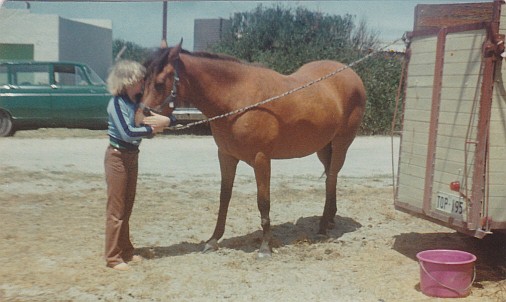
[317,138,353,235]
[316,143,333,228]
[203,150,239,252]
[253,152,272,258]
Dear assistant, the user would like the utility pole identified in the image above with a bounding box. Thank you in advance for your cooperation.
[160,0,168,48]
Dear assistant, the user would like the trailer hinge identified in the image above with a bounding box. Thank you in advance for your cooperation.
[483,33,505,59]
[472,229,492,239]
[469,217,494,239]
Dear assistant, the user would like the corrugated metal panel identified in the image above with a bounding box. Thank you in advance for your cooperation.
[397,35,435,209]
[397,27,486,230]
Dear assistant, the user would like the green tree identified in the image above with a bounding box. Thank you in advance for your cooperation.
[213,4,379,72]
[355,52,403,135]
[112,39,151,63]
[212,4,402,135]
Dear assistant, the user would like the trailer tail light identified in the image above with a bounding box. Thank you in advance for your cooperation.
[450,181,461,192]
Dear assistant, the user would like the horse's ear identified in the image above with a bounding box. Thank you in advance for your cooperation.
[168,38,183,61]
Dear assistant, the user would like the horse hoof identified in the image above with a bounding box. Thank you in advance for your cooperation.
[317,229,328,236]
[203,239,218,253]
[316,232,329,241]
[257,241,272,259]
[257,250,272,260]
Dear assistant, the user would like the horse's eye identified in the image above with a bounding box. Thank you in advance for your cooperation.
[154,83,165,92]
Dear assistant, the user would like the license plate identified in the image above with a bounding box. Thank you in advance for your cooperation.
[436,192,466,218]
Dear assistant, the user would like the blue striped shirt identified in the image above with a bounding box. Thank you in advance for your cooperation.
[107,96,152,149]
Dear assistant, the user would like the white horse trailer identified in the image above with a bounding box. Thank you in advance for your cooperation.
[395,0,506,238]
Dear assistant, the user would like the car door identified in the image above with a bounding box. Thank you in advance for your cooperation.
[2,63,53,126]
[50,63,109,128]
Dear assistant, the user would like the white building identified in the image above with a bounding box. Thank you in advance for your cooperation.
[0,8,112,79]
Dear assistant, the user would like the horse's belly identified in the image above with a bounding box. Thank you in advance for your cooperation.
[271,127,335,159]
[213,120,336,161]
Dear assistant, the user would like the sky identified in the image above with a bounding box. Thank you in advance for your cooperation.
[1,0,492,51]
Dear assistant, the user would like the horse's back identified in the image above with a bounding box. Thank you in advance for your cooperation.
[290,60,366,121]
[293,60,365,96]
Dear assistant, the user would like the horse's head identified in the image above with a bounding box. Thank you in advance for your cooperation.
[141,39,183,117]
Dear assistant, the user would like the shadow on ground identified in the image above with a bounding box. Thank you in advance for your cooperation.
[136,214,362,258]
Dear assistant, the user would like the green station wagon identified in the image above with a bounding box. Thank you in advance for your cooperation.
[0,61,110,136]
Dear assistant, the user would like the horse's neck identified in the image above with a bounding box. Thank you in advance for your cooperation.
[183,55,256,117]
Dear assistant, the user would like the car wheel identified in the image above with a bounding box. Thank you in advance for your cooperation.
[0,110,14,137]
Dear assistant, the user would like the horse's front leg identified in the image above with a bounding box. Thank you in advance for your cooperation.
[203,150,238,253]
[253,152,272,258]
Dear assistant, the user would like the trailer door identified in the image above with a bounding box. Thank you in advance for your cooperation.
[395,22,501,237]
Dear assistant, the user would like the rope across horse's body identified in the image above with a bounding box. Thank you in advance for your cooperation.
[166,37,404,131]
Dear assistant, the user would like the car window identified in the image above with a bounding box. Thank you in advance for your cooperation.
[54,64,89,86]
[0,66,8,85]
[12,64,50,86]
[83,65,106,85]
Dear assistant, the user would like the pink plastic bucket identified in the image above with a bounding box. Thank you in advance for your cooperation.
[416,249,476,298]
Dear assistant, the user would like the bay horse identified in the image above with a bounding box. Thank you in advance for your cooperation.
[142,41,366,258]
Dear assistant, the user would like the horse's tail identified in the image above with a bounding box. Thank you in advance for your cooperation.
[317,142,332,179]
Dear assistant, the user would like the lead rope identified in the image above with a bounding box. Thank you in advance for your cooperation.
[168,37,405,131]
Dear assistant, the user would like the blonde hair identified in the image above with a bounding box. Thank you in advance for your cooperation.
[106,60,146,96]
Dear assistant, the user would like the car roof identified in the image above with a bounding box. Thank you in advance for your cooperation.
[0,60,87,67]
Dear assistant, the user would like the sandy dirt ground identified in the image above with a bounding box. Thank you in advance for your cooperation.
[0,129,505,302]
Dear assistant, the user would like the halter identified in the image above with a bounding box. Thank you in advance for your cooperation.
[140,60,180,116]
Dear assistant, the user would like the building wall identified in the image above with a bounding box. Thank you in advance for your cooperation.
[59,18,112,80]
[193,18,231,52]
[0,9,60,60]
[0,9,112,80]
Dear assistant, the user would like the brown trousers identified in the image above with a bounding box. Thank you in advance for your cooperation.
[104,145,139,267]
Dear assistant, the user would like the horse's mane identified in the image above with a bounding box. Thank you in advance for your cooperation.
[191,51,243,63]
[144,47,244,76]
